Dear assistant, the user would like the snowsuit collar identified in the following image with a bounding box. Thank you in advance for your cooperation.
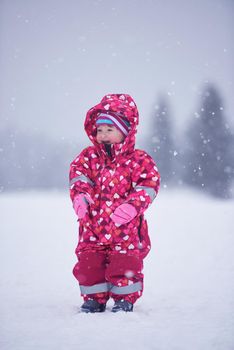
[84,94,139,161]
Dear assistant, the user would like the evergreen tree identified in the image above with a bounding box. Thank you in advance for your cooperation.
[148,94,176,187]
[184,83,234,198]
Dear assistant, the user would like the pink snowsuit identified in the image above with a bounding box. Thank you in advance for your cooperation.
[69,94,160,304]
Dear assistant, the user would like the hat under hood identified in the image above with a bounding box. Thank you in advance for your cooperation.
[84,94,139,157]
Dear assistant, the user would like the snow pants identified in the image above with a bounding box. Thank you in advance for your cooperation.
[73,245,144,304]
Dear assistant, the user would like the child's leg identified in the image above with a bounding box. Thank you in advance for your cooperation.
[73,249,109,304]
[105,251,144,304]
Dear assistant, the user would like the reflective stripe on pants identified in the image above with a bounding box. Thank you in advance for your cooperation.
[79,281,142,295]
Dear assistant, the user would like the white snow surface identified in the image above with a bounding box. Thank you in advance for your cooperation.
[1,189,234,350]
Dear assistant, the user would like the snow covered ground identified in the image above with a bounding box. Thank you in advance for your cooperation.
[0,189,234,350]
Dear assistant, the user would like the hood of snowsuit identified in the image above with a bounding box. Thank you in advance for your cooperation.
[84,94,139,157]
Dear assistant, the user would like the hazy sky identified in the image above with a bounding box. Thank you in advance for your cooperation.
[1,0,233,144]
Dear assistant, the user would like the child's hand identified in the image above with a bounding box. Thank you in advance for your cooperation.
[73,194,93,219]
[111,203,137,225]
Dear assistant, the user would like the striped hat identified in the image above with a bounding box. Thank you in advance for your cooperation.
[96,112,130,136]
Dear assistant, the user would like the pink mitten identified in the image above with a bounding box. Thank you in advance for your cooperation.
[73,194,93,219]
[111,203,137,225]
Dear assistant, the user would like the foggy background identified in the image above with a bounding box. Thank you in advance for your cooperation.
[1,4,234,348]
[0,0,233,197]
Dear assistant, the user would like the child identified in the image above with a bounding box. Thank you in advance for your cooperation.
[69,94,160,313]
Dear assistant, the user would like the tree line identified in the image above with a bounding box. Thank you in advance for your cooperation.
[0,126,80,192]
[1,82,233,199]
[145,82,234,199]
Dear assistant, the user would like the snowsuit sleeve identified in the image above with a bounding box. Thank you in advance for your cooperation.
[69,147,94,202]
[126,151,160,216]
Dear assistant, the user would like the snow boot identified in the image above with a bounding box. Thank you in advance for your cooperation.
[111,300,133,313]
[80,299,106,313]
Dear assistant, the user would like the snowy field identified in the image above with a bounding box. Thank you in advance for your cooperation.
[0,189,234,350]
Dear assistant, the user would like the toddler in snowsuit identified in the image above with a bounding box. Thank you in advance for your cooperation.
[69,94,160,313]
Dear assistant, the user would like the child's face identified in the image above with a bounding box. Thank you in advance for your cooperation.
[96,124,125,144]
